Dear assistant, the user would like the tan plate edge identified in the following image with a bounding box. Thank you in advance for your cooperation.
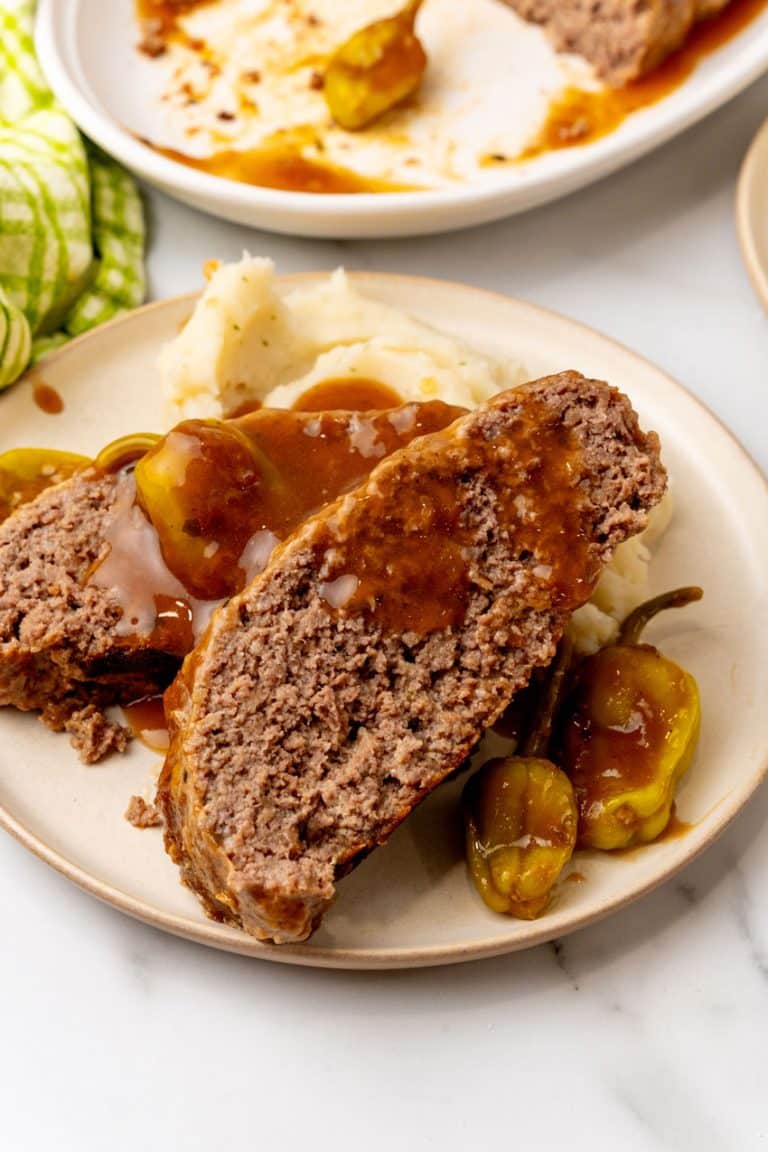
[737,116,768,312]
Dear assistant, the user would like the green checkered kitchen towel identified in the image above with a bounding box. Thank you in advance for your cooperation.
[0,0,146,389]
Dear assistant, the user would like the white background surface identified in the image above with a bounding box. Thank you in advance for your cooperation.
[2,73,768,1152]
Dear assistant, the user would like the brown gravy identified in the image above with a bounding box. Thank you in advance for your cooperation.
[86,400,465,653]
[122,694,170,752]
[317,396,599,636]
[33,382,64,415]
[565,871,586,885]
[293,378,403,412]
[146,138,421,195]
[136,0,214,50]
[659,810,693,843]
[510,0,768,161]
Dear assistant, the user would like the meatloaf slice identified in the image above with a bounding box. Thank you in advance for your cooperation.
[159,371,667,944]
[0,403,460,760]
[504,0,730,85]
[0,470,181,753]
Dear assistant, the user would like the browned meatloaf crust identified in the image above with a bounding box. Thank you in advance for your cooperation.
[159,372,667,945]
[504,1,732,85]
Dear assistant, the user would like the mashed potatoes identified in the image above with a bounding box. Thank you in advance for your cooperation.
[569,490,673,653]
[161,255,670,651]
[161,255,519,420]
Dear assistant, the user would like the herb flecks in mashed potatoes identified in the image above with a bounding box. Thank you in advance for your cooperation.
[161,255,521,420]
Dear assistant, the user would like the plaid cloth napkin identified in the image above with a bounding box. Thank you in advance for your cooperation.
[0,0,146,389]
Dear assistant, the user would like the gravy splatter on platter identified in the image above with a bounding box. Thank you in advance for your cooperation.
[135,0,767,193]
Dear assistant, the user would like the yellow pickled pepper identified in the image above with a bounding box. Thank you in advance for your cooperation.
[323,1,427,131]
[134,420,282,601]
[463,640,578,920]
[0,447,90,524]
[560,587,702,851]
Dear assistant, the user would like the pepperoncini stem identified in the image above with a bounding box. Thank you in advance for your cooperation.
[380,0,425,31]
[618,586,703,647]
[95,433,163,474]
[523,635,572,759]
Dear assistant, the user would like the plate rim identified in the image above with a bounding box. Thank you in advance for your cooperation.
[1,273,767,969]
[737,115,768,312]
[35,0,768,236]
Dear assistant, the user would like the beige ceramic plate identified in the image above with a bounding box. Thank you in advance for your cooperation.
[1,275,767,969]
[737,117,768,311]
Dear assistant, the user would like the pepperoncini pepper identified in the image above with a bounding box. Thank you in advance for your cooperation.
[463,641,578,920]
[134,419,285,600]
[0,447,90,524]
[323,1,427,132]
[560,587,702,851]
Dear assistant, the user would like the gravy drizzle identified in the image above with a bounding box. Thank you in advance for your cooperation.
[123,694,170,752]
[86,398,465,653]
[316,396,599,637]
[32,382,64,415]
[145,138,421,195]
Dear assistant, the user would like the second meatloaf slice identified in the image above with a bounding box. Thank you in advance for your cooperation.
[160,371,667,944]
[504,1,729,85]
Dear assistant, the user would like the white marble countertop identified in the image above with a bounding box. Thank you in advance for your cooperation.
[2,73,768,1152]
